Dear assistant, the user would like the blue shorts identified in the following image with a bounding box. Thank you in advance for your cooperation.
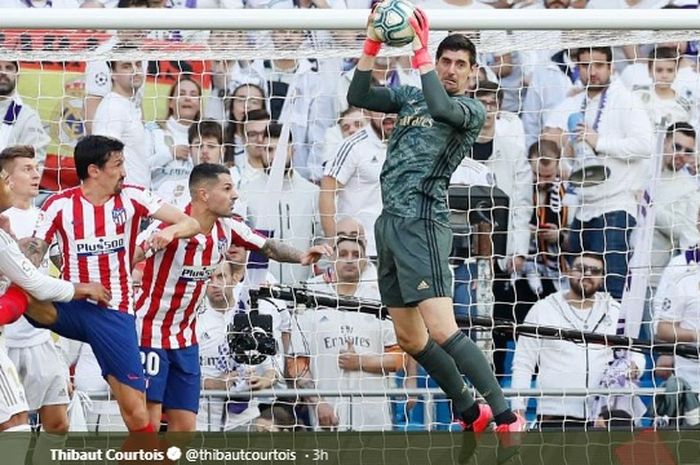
[25,301,146,392]
[140,345,201,414]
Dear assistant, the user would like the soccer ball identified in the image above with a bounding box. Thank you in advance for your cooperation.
[372,0,416,48]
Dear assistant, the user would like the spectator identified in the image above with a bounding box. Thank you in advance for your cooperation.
[91,60,150,187]
[0,61,50,172]
[545,46,654,301]
[288,218,403,431]
[239,122,321,283]
[521,48,576,147]
[320,106,368,169]
[203,60,266,123]
[224,83,267,168]
[263,30,338,181]
[238,109,272,184]
[320,110,395,256]
[451,81,532,374]
[652,206,700,343]
[511,253,646,430]
[522,140,572,302]
[633,48,693,129]
[655,253,700,392]
[155,120,224,208]
[149,76,203,192]
[83,0,149,134]
[670,41,700,111]
[197,261,278,431]
[650,123,700,286]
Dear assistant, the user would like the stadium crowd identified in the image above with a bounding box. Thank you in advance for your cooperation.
[0,0,699,441]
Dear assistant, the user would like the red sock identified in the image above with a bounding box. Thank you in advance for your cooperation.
[133,423,156,433]
[121,423,158,465]
[0,285,28,325]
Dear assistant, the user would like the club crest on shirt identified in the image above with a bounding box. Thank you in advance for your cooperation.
[112,208,127,226]
[217,237,228,256]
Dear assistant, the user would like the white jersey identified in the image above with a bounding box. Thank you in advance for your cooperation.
[653,252,697,319]
[85,43,147,102]
[0,98,51,172]
[654,265,700,391]
[135,210,267,350]
[35,185,163,313]
[196,304,274,431]
[290,264,399,431]
[92,92,150,188]
[633,89,693,129]
[3,207,52,348]
[510,291,629,419]
[148,117,192,182]
[324,127,385,257]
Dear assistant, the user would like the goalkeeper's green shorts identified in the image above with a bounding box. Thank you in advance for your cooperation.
[374,213,454,308]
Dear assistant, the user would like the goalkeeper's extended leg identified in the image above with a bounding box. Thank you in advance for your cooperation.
[389,305,495,431]
[418,297,525,431]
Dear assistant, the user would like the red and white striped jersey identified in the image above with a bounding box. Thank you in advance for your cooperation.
[34,185,164,314]
[135,207,267,349]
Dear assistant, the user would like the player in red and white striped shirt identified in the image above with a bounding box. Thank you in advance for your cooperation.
[134,163,331,431]
[19,135,200,434]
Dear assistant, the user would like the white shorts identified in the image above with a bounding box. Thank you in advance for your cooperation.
[0,349,28,424]
[7,341,70,411]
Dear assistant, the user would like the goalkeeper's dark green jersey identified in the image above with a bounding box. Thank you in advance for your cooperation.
[347,70,486,225]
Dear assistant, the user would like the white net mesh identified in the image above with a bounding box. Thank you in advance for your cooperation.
[3,17,700,435]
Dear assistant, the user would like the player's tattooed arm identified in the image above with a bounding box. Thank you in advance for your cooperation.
[260,239,303,263]
[261,239,332,265]
[18,237,49,268]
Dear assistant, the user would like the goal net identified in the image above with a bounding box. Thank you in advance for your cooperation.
[2,8,700,435]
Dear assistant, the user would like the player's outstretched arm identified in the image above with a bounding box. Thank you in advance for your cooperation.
[2,234,73,302]
[409,9,483,129]
[346,8,402,114]
[148,203,201,251]
[260,239,332,266]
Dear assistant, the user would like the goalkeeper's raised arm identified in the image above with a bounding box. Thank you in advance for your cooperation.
[347,7,485,130]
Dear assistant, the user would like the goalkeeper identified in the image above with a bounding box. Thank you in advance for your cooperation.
[347,8,524,433]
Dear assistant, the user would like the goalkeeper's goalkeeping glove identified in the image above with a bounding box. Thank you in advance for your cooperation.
[364,6,383,57]
[409,7,431,69]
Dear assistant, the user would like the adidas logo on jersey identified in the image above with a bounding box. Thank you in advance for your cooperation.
[417,280,430,291]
